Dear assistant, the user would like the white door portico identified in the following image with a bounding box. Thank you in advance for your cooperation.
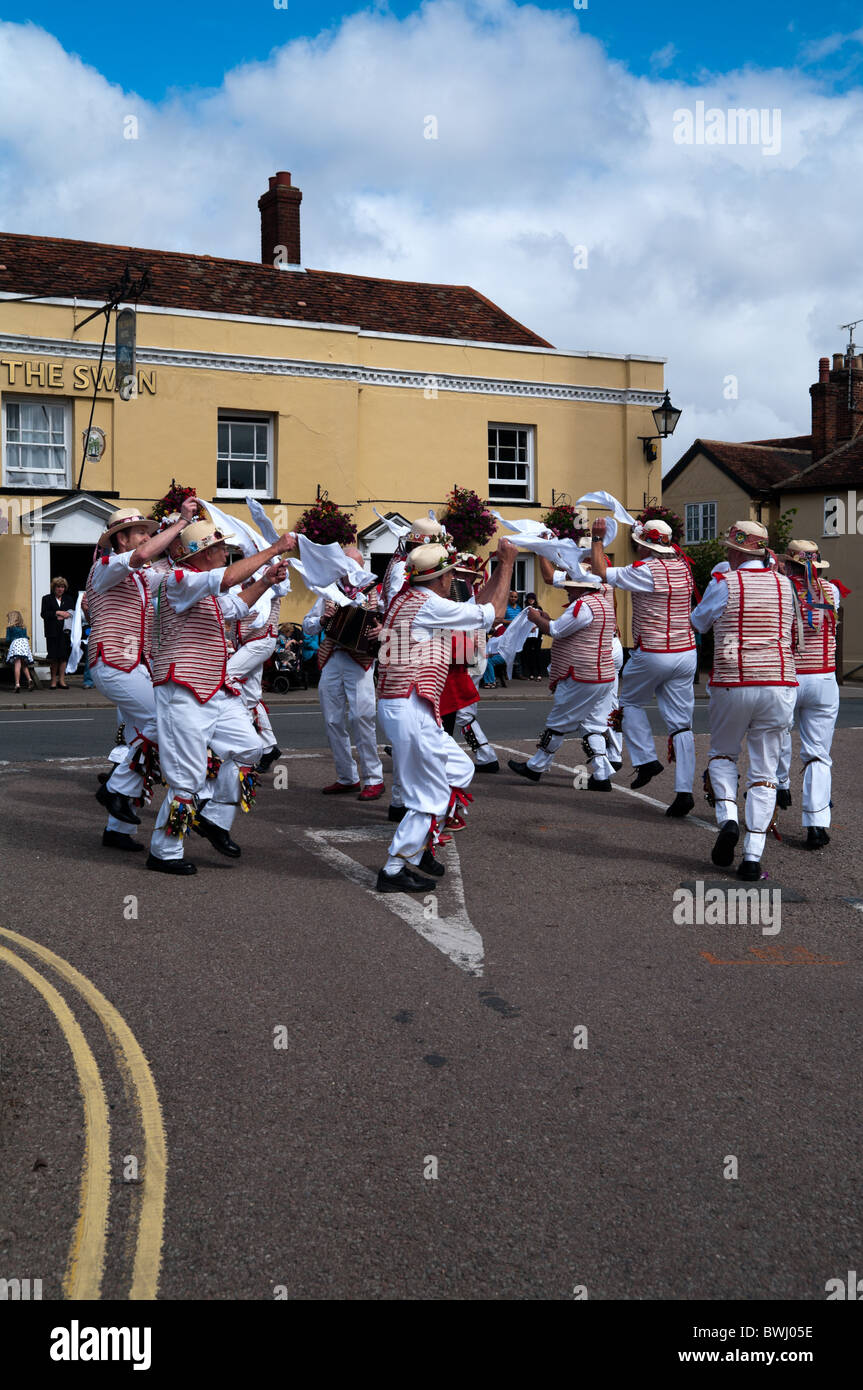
[24,493,115,656]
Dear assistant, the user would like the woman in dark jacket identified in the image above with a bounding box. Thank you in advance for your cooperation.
[41,576,73,689]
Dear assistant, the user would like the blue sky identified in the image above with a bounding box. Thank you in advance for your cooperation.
[2,1,863,462]
[7,0,863,100]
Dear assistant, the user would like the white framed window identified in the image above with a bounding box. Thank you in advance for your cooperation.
[217,413,272,496]
[488,423,535,502]
[685,501,717,543]
[2,396,72,488]
[489,554,534,605]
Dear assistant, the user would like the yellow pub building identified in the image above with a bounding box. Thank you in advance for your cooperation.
[0,172,666,656]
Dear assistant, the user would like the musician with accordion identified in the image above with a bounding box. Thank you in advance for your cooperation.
[302,545,385,800]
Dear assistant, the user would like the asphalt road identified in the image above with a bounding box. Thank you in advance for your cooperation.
[2,696,863,761]
[1,706,862,1301]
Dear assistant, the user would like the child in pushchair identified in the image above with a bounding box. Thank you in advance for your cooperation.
[263,623,307,693]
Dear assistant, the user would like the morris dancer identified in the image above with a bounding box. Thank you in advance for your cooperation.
[87,500,197,851]
[302,545,384,799]
[774,539,847,848]
[508,566,616,789]
[228,578,291,774]
[591,516,697,816]
[147,520,295,874]
[690,521,797,880]
[375,537,516,892]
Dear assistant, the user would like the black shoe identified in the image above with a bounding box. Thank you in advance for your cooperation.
[508,759,541,782]
[610,760,622,771]
[194,814,241,858]
[376,866,437,893]
[631,760,664,790]
[776,788,792,810]
[666,792,695,818]
[418,850,446,878]
[102,830,144,852]
[145,853,197,876]
[96,781,140,825]
[736,859,762,880]
[804,826,830,850]
[388,804,408,822]
[711,820,740,867]
[587,775,611,791]
[383,745,393,758]
[256,746,281,773]
[475,760,500,773]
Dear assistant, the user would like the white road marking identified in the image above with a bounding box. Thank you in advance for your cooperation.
[300,826,485,976]
[276,752,323,759]
[494,743,716,832]
[0,717,95,724]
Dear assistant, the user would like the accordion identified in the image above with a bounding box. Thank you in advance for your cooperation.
[323,603,379,657]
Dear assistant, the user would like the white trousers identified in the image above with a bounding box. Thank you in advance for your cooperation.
[454,672,497,766]
[775,673,839,827]
[608,636,623,764]
[319,650,383,787]
[227,637,277,752]
[707,684,797,861]
[527,677,615,781]
[379,691,474,872]
[150,684,265,860]
[620,647,697,792]
[91,660,157,834]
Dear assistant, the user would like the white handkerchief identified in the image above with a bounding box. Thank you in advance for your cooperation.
[246,496,280,545]
[204,500,268,558]
[295,535,376,595]
[289,560,352,608]
[65,591,85,673]
[492,607,535,678]
[373,508,411,539]
[490,511,554,538]
[576,490,637,528]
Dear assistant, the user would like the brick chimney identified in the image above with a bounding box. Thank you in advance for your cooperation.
[258,172,302,268]
[810,350,863,461]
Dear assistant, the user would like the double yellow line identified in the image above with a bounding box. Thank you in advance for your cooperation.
[0,927,167,1300]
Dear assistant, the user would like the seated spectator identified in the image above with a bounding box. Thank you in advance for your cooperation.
[5,610,35,692]
[505,588,525,678]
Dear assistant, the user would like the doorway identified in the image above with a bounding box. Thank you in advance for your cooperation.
[49,543,95,606]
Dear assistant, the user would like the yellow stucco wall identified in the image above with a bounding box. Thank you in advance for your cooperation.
[1,297,665,651]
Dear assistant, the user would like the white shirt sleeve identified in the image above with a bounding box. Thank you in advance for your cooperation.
[217,591,250,620]
[411,589,496,633]
[382,557,407,609]
[302,597,325,636]
[604,563,655,594]
[549,602,594,639]
[690,573,730,632]
[165,567,226,615]
[830,582,842,611]
[88,552,135,594]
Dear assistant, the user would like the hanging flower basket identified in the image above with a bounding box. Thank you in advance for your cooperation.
[151,482,197,523]
[295,498,356,546]
[440,485,497,550]
[541,502,589,542]
[636,503,684,546]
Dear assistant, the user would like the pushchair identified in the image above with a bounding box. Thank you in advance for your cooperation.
[263,625,307,693]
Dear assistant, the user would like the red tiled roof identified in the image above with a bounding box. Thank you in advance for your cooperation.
[779,431,863,489]
[747,435,812,451]
[674,439,811,492]
[0,231,552,348]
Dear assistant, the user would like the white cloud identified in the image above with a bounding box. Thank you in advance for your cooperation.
[1,2,862,475]
[650,42,677,72]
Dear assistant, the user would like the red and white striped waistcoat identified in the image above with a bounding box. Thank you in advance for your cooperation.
[792,576,837,675]
[376,587,449,724]
[711,568,797,687]
[548,588,615,690]
[149,570,229,703]
[238,594,281,645]
[86,557,148,672]
[630,556,695,652]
